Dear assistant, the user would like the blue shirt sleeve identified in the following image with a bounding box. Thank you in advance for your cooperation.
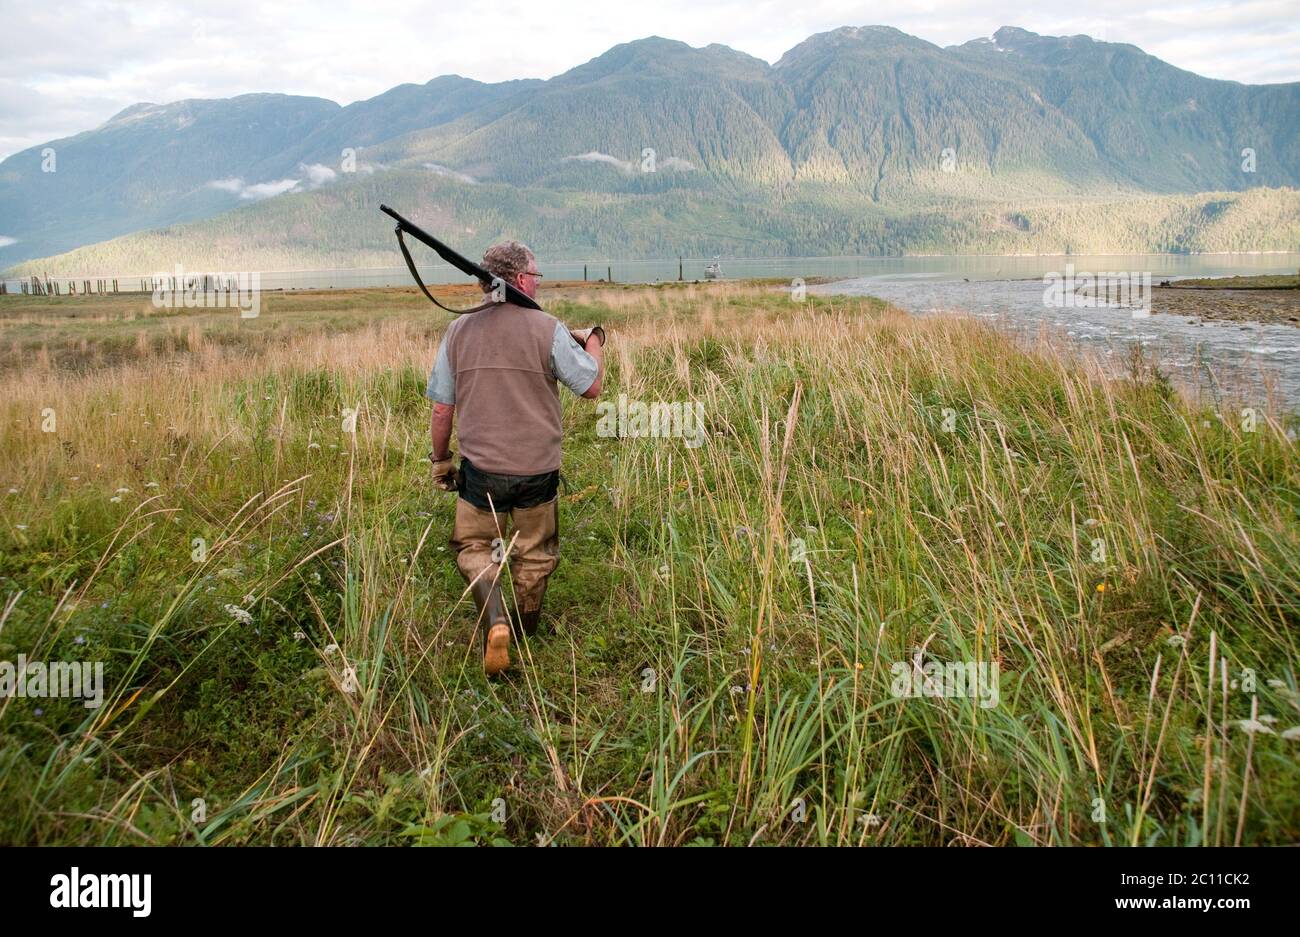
[426,338,454,404]
[550,321,599,396]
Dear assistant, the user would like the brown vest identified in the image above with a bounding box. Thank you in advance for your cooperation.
[443,302,563,475]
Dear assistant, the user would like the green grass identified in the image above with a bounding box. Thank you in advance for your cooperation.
[0,281,1297,845]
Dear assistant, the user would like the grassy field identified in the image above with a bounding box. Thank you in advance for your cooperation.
[0,281,1297,846]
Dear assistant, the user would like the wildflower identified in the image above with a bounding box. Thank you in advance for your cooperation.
[1258,714,1278,724]
[861,814,883,828]
[308,442,320,450]
[855,662,864,670]
[1096,583,1106,593]
[7,488,16,494]
[224,604,253,625]
[293,630,306,641]
[1084,518,1098,527]
[324,643,339,655]
[116,487,130,494]
[1281,727,1300,741]
[14,524,27,531]
[109,496,121,503]
[1166,634,1186,648]
[1235,718,1275,735]
[145,481,159,488]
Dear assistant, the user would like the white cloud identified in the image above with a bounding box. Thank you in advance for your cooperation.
[0,236,17,247]
[564,151,634,172]
[300,162,336,186]
[423,162,477,184]
[239,178,300,200]
[205,176,301,199]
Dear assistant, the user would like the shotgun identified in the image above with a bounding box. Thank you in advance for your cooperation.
[380,203,542,312]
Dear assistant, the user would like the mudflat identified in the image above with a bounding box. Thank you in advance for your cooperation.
[1153,283,1300,327]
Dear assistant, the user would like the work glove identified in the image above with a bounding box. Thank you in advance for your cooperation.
[569,325,606,350]
[430,454,458,492]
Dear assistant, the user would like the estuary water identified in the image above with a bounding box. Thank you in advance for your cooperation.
[812,253,1300,409]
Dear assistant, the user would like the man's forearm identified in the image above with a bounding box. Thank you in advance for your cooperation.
[580,335,605,398]
[430,403,454,459]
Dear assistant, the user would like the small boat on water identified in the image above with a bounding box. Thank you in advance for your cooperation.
[704,259,723,280]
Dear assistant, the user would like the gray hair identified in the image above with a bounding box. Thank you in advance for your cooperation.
[480,239,535,290]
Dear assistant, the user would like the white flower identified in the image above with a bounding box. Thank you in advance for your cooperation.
[145,481,159,489]
[1235,719,1275,735]
[324,643,339,655]
[1258,714,1278,724]
[109,496,121,503]
[116,487,130,494]
[1166,634,1186,648]
[223,604,253,625]
[7,488,17,494]
[861,813,883,828]
[1281,726,1300,741]
[14,524,28,531]
[308,442,320,450]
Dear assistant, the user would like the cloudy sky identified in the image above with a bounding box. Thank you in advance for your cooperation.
[0,0,1296,160]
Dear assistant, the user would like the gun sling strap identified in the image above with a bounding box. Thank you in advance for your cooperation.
[395,225,503,316]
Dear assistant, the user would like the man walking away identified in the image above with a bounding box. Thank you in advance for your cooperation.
[426,240,605,676]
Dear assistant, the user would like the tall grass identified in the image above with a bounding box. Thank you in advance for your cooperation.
[0,282,1296,845]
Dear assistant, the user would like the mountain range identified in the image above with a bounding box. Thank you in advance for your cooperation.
[2,25,1297,275]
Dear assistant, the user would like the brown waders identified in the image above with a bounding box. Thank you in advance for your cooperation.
[450,458,560,676]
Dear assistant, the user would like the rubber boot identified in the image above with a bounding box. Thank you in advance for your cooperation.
[451,496,512,676]
[470,576,511,676]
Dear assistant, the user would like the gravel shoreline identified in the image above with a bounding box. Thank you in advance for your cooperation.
[1151,286,1300,328]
